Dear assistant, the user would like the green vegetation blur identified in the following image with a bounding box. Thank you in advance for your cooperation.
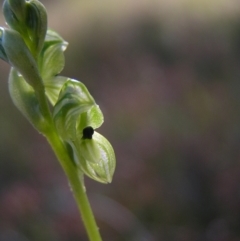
[1,0,240,240]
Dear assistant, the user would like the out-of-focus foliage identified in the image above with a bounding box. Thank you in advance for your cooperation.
[1,0,240,240]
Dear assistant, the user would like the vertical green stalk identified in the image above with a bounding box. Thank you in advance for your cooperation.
[45,129,103,241]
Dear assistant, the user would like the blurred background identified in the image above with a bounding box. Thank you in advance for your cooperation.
[1,0,240,240]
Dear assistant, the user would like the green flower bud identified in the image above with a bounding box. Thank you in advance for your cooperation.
[51,79,115,183]
[39,31,68,80]
[72,131,116,183]
[25,0,47,55]
[35,30,69,106]
[53,79,103,140]
[0,27,42,89]
[3,0,47,57]
[9,68,47,132]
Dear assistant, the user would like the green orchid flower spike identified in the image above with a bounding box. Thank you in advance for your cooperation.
[0,1,116,241]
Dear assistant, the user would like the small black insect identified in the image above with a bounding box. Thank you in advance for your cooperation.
[82,126,94,139]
